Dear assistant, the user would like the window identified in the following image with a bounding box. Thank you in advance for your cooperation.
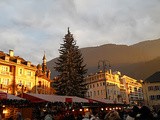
[1,66,9,72]
[27,71,31,76]
[108,89,110,94]
[26,82,31,87]
[87,92,89,97]
[138,88,142,92]
[19,68,23,74]
[155,86,159,91]
[101,90,103,95]
[150,95,155,100]
[103,82,105,86]
[90,91,92,97]
[38,81,41,87]
[3,78,9,85]
[87,85,89,89]
[134,87,137,92]
[148,86,154,91]
[157,95,160,100]
[97,90,99,95]
[94,91,96,96]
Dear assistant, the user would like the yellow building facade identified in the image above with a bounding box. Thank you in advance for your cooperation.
[120,75,143,105]
[0,50,54,95]
[84,70,143,105]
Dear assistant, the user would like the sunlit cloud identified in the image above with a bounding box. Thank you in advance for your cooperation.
[0,0,160,64]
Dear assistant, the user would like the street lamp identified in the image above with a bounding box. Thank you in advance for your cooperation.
[98,60,111,99]
[18,81,24,97]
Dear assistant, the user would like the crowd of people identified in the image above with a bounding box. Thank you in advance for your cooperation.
[78,105,160,120]
[39,105,160,120]
[56,106,160,120]
[2,105,160,120]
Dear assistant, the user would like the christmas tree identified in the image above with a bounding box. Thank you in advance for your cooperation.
[53,28,87,97]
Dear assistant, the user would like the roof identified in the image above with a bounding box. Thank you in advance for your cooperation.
[0,92,25,100]
[23,93,91,103]
[145,71,160,83]
[0,51,5,57]
[0,50,36,68]
[7,94,25,100]
[23,93,122,105]
[85,98,123,104]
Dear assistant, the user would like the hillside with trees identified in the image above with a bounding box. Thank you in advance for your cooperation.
[48,38,160,80]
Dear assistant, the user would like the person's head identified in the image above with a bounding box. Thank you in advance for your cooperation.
[140,106,151,115]
[128,106,139,118]
[138,106,153,119]
[157,109,160,116]
[105,110,121,120]
[132,106,139,114]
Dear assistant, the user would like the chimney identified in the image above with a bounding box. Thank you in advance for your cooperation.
[9,50,14,57]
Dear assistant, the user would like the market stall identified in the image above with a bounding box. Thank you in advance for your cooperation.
[0,92,28,119]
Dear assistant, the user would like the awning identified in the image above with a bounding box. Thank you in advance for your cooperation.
[23,93,95,103]
[0,92,25,100]
[85,98,123,104]
[22,93,46,103]
[91,98,114,104]
[7,94,25,100]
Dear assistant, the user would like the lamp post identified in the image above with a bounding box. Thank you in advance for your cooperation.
[18,81,24,97]
[98,60,111,99]
[35,73,37,94]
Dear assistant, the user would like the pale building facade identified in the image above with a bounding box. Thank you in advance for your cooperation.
[120,75,143,105]
[143,71,160,107]
[0,50,54,95]
[84,70,143,105]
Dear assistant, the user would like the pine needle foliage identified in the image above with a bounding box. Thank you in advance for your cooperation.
[53,28,87,97]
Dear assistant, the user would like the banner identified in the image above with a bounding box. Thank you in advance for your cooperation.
[65,98,72,103]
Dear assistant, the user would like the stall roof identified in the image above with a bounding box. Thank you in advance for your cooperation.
[23,93,93,103]
[7,94,25,100]
[0,92,25,100]
[23,93,123,104]
[84,98,123,104]
[91,98,114,104]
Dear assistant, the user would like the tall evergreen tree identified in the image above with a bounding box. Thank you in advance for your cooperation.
[53,28,87,97]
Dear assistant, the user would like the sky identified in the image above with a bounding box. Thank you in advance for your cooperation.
[0,0,160,65]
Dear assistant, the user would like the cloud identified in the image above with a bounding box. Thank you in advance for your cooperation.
[0,0,160,64]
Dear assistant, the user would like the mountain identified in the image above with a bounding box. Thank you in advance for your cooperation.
[47,38,160,80]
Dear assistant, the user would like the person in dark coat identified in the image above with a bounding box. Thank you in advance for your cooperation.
[135,106,154,120]
[156,109,160,120]
[126,106,140,120]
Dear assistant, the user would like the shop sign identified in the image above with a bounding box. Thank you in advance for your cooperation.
[65,98,72,103]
